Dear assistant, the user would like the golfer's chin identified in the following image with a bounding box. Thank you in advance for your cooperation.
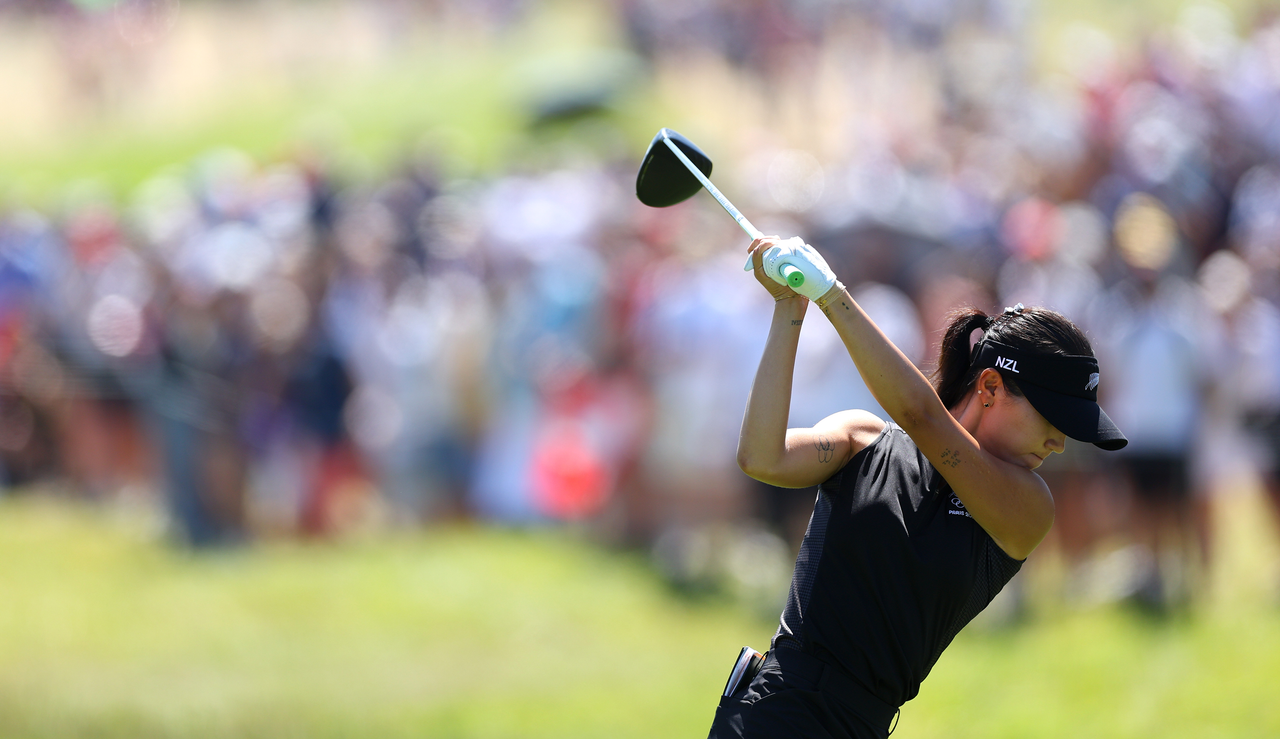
[992,451,1045,470]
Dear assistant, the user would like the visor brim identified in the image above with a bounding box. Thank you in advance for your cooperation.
[1017,382,1128,451]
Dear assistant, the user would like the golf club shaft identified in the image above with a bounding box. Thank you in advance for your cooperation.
[660,135,763,243]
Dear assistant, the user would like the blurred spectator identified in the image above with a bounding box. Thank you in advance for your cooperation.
[1199,249,1280,594]
[1090,193,1218,611]
[997,198,1115,587]
[5,0,1280,611]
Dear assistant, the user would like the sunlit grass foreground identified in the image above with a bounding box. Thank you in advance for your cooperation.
[1,493,1278,738]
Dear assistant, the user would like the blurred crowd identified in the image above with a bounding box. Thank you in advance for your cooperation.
[5,0,1280,614]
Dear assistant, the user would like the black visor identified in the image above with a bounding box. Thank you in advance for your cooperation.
[971,339,1127,451]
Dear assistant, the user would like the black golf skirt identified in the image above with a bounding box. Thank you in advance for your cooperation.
[707,647,898,739]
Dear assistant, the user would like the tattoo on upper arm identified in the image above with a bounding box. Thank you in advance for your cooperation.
[791,319,803,326]
[815,435,834,463]
[939,448,961,468]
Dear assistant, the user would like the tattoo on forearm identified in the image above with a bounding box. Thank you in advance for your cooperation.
[815,436,834,463]
[791,319,803,326]
[840,301,850,310]
[939,448,961,468]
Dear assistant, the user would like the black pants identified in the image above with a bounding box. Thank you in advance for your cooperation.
[707,647,898,739]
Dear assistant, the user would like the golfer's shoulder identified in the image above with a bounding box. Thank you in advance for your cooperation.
[815,409,888,457]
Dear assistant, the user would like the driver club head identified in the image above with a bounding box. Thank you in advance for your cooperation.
[635,128,713,208]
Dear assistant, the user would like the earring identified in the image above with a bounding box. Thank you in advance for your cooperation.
[984,402,990,408]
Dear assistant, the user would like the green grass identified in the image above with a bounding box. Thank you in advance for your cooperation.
[1,493,1279,737]
[3,48,521,203]
[0,496,768,738]
[0,0,664,207]
[915,608,1280,738]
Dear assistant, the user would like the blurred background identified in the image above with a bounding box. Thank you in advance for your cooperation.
[3,0,1280,736]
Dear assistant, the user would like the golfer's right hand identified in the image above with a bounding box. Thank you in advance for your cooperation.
[779,239,839,302]
[749,236,802,301]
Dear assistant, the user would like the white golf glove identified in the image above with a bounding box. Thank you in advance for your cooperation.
[762,237,839,302]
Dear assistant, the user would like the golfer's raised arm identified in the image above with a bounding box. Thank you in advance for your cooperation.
[736,244,867,489]
[818,283,1053,557]
[747,237,1054,559]
[811,287,941,433]
[744,237,940,438]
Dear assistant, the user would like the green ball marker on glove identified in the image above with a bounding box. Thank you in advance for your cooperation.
[759,237,838,301]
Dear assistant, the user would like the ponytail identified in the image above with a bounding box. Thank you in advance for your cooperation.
[931,308,992,409]
[930,304,1094,410]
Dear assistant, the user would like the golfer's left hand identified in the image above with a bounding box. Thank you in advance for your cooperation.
[749,236,839,302]
[749,236,801,301]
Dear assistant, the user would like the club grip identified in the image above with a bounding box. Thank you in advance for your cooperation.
[781,264,804,288]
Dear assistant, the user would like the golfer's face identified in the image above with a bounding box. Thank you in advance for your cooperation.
[984,392,1066,471]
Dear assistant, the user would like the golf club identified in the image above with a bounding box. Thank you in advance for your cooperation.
[635,128,805,288]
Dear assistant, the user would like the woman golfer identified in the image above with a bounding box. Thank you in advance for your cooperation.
[709,236,1127,739]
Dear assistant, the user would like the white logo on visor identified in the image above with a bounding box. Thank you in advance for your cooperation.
[1086,373,1100,391]
[995,357,1020,373]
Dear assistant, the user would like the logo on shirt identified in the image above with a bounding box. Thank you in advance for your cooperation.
[948,495,972,518]
[995,356,1020,373]
[1086,372,1100,391]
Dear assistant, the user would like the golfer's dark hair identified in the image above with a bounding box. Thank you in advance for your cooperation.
[932,306,1093,409]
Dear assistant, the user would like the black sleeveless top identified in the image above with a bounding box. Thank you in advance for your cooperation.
[771,421,1024,709]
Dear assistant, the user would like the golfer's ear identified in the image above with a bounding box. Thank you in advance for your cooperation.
[979,368,1002,396]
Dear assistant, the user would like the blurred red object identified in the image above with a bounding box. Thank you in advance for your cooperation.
[531,421,609,521]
